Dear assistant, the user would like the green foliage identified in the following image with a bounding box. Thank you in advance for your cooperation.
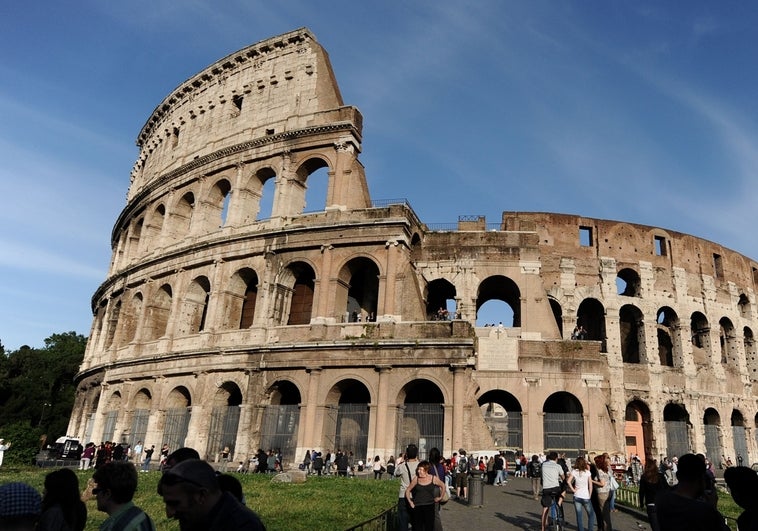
[0,421,46,466]
[0,467,399,531]
[0,332,87,454]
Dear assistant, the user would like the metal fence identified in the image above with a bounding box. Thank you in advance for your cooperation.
[345,505,397,531]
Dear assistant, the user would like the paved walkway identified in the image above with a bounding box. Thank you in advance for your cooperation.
[439,478,651,531]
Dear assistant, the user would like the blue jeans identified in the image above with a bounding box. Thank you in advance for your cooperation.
[574,497,596,531]
[397,498,411,530]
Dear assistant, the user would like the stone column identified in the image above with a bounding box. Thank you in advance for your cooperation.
[374,366,392,458]
[451,365,466,451]
[300,368,322,451]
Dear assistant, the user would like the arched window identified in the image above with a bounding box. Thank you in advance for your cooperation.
[476,276,521,327]
[620,305,644,363]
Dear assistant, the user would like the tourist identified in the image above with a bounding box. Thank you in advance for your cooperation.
[0,482,41,531]
[79,442,95,470]
[567,456,595,531]
[724,466,758,531]
[38,468,87,531]
[638,459,669,531]
[372,455,385,479]
[592,454,613,531]
[0,439,12,467]
[93,461,155,531]
[395,444,420,531]
[158,458,265,530]
[141,445,155,472]
[406,460,445,531]
[540,451,565,531]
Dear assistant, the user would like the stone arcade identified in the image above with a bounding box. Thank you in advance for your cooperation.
[69,28,758,467]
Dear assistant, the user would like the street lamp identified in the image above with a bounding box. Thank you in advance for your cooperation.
[38,402,51,427]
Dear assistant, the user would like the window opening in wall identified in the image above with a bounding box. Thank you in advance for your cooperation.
[753,267,758,288]
[257,174,276,220]
[654,235,667,256]
[302,165,329,214]
[579,226,593,247]
[221,190,231,226]
[714,253,724,279]
[171,127,180,149]
[232,94,243,114]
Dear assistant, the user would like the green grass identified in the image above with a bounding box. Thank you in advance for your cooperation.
[0,467,398,531]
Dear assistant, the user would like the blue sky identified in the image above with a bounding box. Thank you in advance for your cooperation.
[2,1,758,350]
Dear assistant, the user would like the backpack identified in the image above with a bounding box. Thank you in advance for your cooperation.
[528,461,541,478]
[458,457,469,474]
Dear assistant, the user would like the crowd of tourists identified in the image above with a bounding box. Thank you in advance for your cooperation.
[0,446,266,531]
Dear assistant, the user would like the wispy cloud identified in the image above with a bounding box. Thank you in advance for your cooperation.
[0,239,107,280]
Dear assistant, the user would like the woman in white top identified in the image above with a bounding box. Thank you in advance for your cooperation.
[568,456,595,531]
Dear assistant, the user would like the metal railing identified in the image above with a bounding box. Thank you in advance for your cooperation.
[345,505,397,531]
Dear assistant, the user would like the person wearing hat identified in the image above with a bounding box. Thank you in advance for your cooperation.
[157,458,265,530]
[0,481,42,531]
[92,461,156,531]
[0,439,11,467]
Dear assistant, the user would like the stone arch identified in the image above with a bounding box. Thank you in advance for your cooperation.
[104,298,122,349]
[295,156,331,215]
[143,203,166,251]
[205,381,243,460]
[120,291,143,345]
[543,392,584,456]
[624,400,652,461]
[616,267,641,297]
[425,278,457,321]
[731,409,748,465]
[129,389,152,449]
[476,275,521,327]
[738,293,751,319]
[145,284,172,340]
[250,166,277,221]
[337,256,380,322]
[225,267,259,329]
[703,407,722,464]
[620,304,645,363]
[663,403,690,458]
[91,300,108,352]
[260,380,302,463]
[744,327,758,382]
[410,233,422,262]
[548,297,563,337]
[276,261,316,326]
[690,311,711,366]
[656,307,679,367]
[576,298,606,351]
[207,177,232,228]
[477,390,523,449]
[129,217,144,262]
[719,316,738,366]
[167,190,195,240]
[396,379,445,460]
[177,276,211,336]
[162,386,192,451]
[323,378,371,460]
[102,391,122,442]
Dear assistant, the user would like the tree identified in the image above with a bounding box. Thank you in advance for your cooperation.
[0,331,87,462]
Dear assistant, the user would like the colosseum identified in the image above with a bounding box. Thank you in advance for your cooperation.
[69,28,758,468]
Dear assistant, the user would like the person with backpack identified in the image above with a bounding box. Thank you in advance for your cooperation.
[527,454,542,500]
[455,450,470,501]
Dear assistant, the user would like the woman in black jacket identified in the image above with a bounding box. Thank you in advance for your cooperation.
[638,459,669,531]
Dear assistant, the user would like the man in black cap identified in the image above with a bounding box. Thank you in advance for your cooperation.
[158,458,265,530]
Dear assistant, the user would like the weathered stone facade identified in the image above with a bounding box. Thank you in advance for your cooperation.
[69,28,758,467]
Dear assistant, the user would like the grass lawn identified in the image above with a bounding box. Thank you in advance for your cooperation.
[0,466,399,531]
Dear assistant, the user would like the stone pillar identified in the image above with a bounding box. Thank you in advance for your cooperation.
[451,365,466,451]
[382,240,399,319]
[300,368,322,451]
[373,366,392,458]
[315,245,334,320]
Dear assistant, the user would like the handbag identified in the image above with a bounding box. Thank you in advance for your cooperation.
[610,474,620,490]
[430,463,450,504]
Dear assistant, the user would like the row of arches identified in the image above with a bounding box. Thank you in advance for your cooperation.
[115,160,331,271]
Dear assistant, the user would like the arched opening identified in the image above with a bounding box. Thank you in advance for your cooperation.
[549,297,563,337]
[620,304,644,363]
[129,389,151,450]
[476,276,520,327]
[731,410,748,465]
[260,380,302,464]
[179,276,211,335]
[624,401,652,462]
[703,408,722,464]
[656,307,679,367]
[104,299,122,349]
[396,380,444,460]
[745,327,758,382]
[209,178,232,228]
[543,392,584,456]
[120,292,143,345]
[690,312,710,366]
[162,387,192,452]
[410,233,422,262]
[205,382,243,461]
[297,157,330,214]
[255,167,277,220]
[280,262,316,325]
[616,268,641,297]
[477,390,523,450]
[338,257,379,323]
[738,294,750,319]
[170,191,195,238]
[143,204,165,251]
[101,392,121,442]
[146,284,172,340]
[576,298,606,351]
[663,403,689,458]
[324,379,371,461]
[719,317,738,366]
[425,278,457,321]
[225,268,259,329]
